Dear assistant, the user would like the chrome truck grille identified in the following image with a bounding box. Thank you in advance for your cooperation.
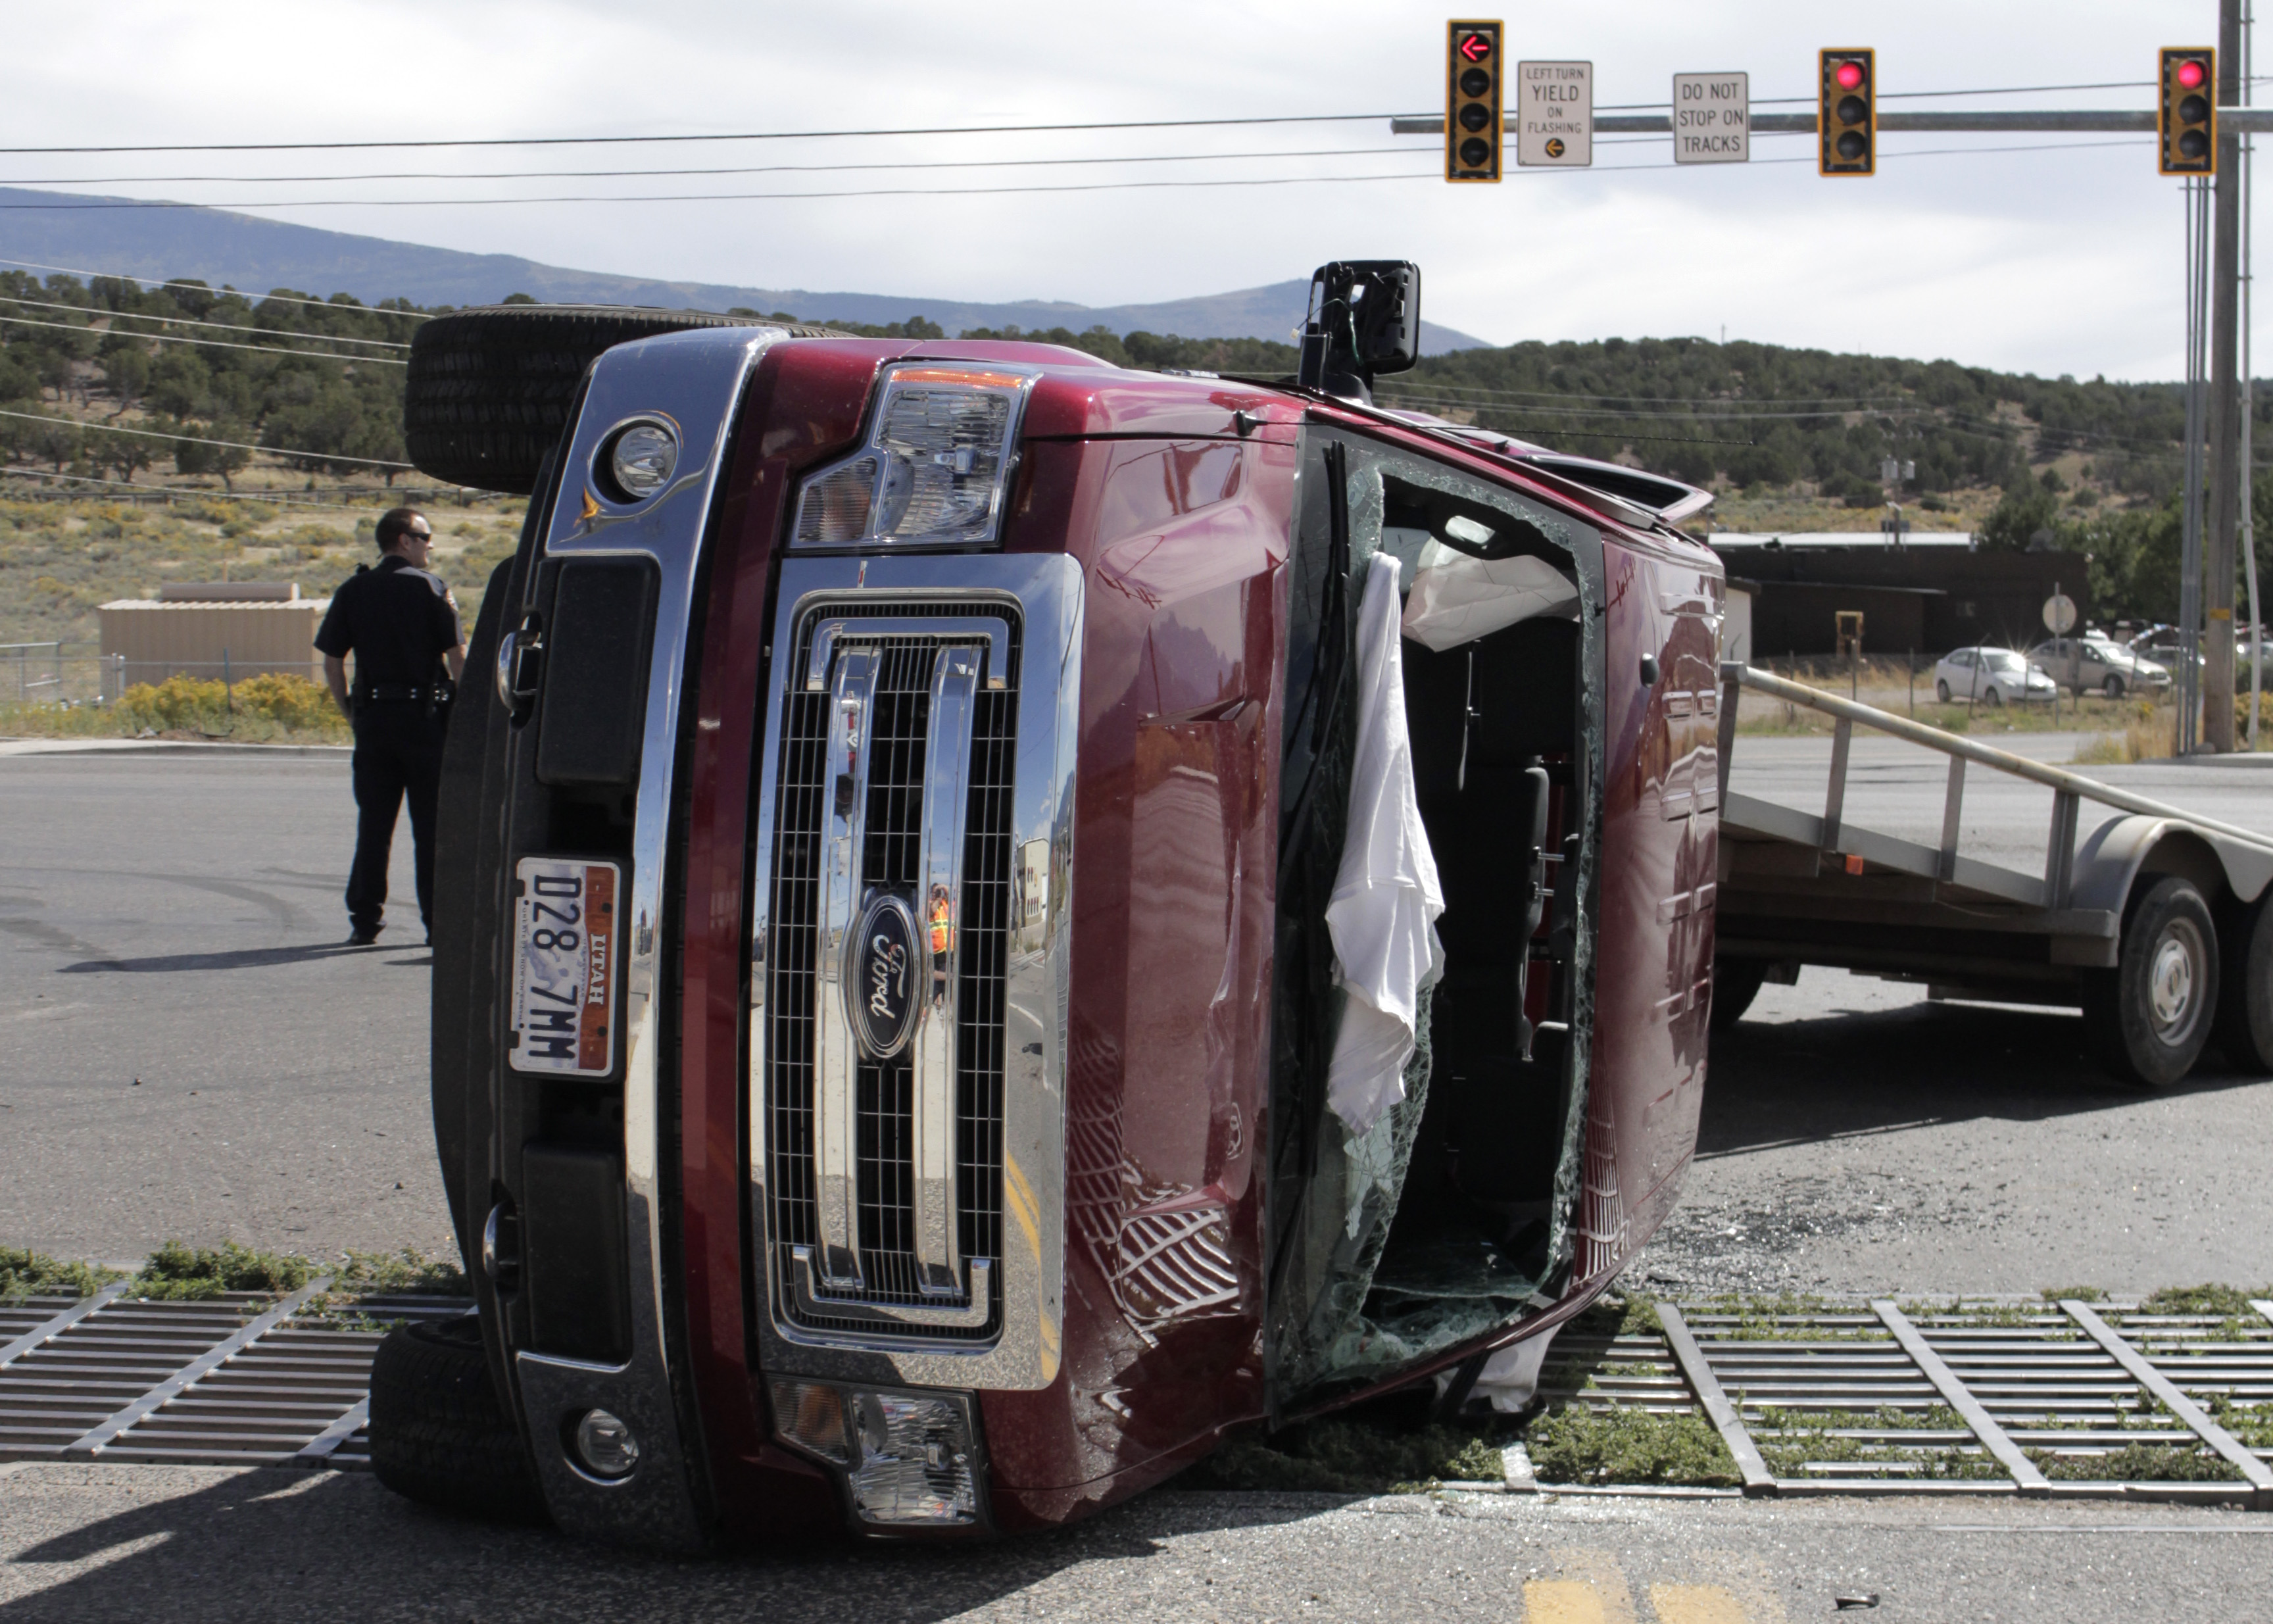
[768,612,1015,1335]
[750,555,1079,1391]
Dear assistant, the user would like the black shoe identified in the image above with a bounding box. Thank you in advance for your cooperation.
[347,924,381,946]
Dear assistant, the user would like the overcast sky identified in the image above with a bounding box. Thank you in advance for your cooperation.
[3,1,2255,378]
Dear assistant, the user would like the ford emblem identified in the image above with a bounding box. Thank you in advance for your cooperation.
[846,891,921,1060]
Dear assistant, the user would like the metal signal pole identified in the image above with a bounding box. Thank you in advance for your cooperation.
[2209,0,2245,750]
[2184,174,2211,756]
[2246,0,2263,749]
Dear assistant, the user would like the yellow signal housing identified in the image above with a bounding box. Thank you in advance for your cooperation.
[1446,20,1503,183]
[2159,47,2217,176]
[1818,49,1875,177]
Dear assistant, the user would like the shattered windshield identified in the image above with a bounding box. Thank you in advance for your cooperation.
[1268,430,1604,1408]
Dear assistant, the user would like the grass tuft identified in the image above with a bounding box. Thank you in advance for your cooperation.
[0,1246,122,1302]
[1192,1418,1511,1494]
[328,1247,467,1294]
[2139,1284,2263,1317]
[133,1240,311,1300]
[1525,1404,1740,1488]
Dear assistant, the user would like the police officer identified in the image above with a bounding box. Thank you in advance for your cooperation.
[316,507,466,945]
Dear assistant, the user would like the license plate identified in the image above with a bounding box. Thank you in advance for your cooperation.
[508,857,622,1077]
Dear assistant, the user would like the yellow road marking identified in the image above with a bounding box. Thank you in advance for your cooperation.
[1525,1581,1608,1624]
[1649,1583,1751,1624]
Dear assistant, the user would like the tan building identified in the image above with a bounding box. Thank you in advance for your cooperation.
[97,582,331,687]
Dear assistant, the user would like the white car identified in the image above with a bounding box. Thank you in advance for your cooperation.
[2026,633,2172,698]
[1933,645,2058,706]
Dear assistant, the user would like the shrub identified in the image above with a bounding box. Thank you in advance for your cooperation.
[233,672,339,730]
[115,672,345,738]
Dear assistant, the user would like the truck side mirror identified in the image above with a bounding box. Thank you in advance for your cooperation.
[1297,260,1422,403]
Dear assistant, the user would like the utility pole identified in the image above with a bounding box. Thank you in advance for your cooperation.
[2210,0,2245,749]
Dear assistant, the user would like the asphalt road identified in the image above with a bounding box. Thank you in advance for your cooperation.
[6,740,2272,1296]
[0,748,453,1265]
[4,744,2273,1618]
[1653,733,2273,1296]
[5,1463,2271,1624]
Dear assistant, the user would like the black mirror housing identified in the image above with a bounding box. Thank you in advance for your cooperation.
[1298,260,1423,403]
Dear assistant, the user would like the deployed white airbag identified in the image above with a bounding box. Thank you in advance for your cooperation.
[1325,553,1444,1137]
[1400,539,1579,653]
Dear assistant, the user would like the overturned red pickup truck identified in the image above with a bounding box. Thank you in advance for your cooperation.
[380,262,1726,1546]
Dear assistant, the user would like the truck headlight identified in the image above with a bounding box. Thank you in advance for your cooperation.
[793,365,1034,549]
[570,1408,640,1479]
[596,416,679,503]
[770,1379,983,1527]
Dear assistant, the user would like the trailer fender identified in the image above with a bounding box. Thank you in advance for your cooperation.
[2070,814,2273,921]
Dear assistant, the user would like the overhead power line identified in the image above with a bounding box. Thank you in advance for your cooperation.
[0,406,416,468]
[0,145,1421,187]
[0,257,431,319]
[0,310,406,364]
[0,78,2228,156]
[0,136,2159,211]
[0,291,409,345]
[0,465,431,509]
[0,112,1412,157]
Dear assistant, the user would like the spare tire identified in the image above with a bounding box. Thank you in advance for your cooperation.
[403,305,841,493]
[369,1315,548,1523]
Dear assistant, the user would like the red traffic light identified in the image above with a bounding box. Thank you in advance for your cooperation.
[2160,47,2218,175]
[1457,30,1492,62]
[1836,60,1864,89]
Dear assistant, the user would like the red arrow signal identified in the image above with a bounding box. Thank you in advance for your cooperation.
[1459,32,1492,62]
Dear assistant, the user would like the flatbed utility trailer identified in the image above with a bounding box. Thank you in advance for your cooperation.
[1710,663,2273,1087]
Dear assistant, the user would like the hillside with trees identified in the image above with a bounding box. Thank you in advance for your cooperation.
[1,272,2264,630]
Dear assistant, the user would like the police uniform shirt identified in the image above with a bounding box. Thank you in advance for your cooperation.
[314,556,462,687]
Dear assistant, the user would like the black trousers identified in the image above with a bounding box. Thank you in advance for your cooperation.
[347,702,449,931]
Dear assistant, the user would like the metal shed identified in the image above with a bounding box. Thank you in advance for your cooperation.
[97,582,330,687]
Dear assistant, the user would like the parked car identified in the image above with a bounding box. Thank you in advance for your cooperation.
[2025,633,2172,699]
[376,262,1726,1549]
[1932,645,2058,706]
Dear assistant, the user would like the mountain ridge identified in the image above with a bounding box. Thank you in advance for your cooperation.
[0,188,1491,353]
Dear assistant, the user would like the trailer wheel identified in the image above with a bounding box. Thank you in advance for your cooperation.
[404,304,840,493]
[2082,875,2220,1087]
[2213,894,2273,1073]
[2103,674,2126,699]
[369,1316,548,1524]
[1709,957,1769,1032]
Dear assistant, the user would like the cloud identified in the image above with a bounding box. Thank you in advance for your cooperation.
[0,0,2226,377]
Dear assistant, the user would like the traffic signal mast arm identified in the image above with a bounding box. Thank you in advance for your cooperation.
[1392,109,2273,134]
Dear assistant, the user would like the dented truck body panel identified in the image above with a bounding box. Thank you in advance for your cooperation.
[458,330,1721,1544]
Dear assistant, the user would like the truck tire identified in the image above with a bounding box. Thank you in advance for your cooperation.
[404,305,839,493]
[1709,957,1769,1032]
[2213,894,2273,1073]
[2103,674,2125,699]
[2082,875,2220,1087]
[369,1316,548,1524]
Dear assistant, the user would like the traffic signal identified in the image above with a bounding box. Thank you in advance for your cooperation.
[1446,20,1503,182]
[2159,47,2216,176]
[1818,49,1874,176]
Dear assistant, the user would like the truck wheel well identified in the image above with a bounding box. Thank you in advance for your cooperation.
[2136,830,2228,912]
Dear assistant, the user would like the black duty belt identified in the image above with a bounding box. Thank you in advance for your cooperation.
[357,683,449,703]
